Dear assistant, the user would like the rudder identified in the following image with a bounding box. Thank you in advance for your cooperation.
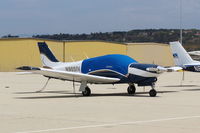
[38,42,60,68]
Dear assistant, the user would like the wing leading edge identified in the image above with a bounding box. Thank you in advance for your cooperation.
[17,66,120,84]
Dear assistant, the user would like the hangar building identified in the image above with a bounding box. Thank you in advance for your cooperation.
[0,38,174,71]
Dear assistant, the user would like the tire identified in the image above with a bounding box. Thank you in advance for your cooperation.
[82,86,91,96]
[149,89,157,97]
[127,85,136,94]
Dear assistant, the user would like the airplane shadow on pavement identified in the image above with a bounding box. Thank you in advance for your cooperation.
[162,84,200,92]
[14,90,178,99]
[162,85,200,87]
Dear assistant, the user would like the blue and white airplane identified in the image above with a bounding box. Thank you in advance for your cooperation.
[170,41,200,72]
[17,42,181,97]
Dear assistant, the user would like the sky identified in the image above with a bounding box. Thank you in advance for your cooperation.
[0,0,199,37]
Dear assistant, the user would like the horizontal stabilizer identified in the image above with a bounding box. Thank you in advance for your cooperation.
[188,51,200,56]
[16,66,40,71]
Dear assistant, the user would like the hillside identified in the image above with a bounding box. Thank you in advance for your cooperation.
[2,29,200,50]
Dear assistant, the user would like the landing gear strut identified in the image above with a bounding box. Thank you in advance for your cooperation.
[82,86,91,96]
[149,84,157,97]
[127,84,136,95]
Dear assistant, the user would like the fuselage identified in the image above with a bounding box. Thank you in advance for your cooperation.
[53,54,161,86]
[183,62,200,72]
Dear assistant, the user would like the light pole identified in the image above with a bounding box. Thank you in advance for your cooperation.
[180,0,183,44]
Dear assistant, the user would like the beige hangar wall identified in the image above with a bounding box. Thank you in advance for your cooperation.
[0,38,174,71]
[127,43,175,66]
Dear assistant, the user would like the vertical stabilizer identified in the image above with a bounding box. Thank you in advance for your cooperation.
[38,42,60,68]
[169,41,194,66]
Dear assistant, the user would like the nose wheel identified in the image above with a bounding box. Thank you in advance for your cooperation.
[149,84,157,97]
[127,84,136,95]
[82,86,91,96]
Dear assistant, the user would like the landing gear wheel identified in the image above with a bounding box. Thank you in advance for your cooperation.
[149,89,157,97]
[82,86,91,96]
[127,84,136,95]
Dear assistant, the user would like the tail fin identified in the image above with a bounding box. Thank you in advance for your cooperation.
[38,42,60,68]
[169,41,195,66]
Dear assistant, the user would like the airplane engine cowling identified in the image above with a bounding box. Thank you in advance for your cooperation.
[128,63,159,86]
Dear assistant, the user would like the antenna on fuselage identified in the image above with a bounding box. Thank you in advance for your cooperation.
[70,56,75,62]
[83,52,89,59]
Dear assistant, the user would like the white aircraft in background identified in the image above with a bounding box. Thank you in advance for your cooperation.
[17,42,181,97]
[170,41,200,72]
[188,51,200,56]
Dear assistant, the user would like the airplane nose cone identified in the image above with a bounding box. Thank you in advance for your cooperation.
[128,63,160,77]
[146,66,167,73]
[128,63,159,85]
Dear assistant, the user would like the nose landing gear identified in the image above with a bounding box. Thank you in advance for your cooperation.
[127,83,157,97]
[149,84,157,97]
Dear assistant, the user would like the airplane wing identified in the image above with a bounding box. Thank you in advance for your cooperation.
[16,66,120,84]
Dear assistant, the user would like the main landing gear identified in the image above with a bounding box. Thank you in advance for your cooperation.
[127,84,136,95]
[149,84,157,97]
[82,86,91,96]
[79,81,91,96]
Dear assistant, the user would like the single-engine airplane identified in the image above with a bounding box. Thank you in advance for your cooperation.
[17,42,181,97]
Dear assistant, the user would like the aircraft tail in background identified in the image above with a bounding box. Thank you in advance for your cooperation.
[169,41,196,66]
